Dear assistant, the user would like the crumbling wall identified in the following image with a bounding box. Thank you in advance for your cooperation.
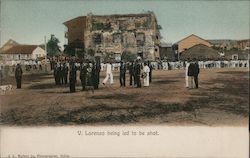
[84,13,160,60]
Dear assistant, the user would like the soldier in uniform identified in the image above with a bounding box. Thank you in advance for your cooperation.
[56,62,61,85]
[135,60,141,88]
[119,61,126,87]
[128,61,134,86]
[69,62,77,93]
[86,62,94,93]
[91,61,97,89]
[15,64,23,89]
[59,63,64,85]
[95,59,101,89]
[63,63,69,85]
[80,62,87,91]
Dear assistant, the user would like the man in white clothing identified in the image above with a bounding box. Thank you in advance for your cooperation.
[103,62,114,85]
[143,62,150,87]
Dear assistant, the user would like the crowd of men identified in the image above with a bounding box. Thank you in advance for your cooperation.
[150,60,249,70]
[12,56,249,91]
[53,60,101,93]
[103,60,152,89]
[51,59,153,93]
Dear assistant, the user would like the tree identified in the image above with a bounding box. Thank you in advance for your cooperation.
[46,34,61,56]
[63,44,75,56]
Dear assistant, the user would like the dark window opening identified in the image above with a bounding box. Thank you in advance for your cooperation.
[93,33,102,45]
[136,32,145,46]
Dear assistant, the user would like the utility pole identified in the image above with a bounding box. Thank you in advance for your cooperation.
[44,36,48,71]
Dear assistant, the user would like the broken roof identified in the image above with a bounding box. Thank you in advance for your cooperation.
[63,12,154,25]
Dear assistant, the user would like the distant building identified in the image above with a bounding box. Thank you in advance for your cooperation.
[179,44,220,61]
[223,50,250,60]
[207,39,238,50]
[159,42,176,61]
[0,45,46,61]
[0,39,19,53]
[175,34,212,53]
[237,39,250,50]
[63,12,161,60]
[63,16,86,49]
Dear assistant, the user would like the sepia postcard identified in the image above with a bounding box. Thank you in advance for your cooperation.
[0,0,249,157]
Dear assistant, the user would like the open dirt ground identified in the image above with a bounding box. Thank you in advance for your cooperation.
[0,68,249,126]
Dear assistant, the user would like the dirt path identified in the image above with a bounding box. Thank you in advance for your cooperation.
[0,68,248,126]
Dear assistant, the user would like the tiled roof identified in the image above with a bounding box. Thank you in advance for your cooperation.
[175,34,210,44]
[180,44,220,60]
[0,39,19,53]
[1,45,38,54]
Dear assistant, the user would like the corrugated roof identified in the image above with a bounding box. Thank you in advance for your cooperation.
[2,45,38,54]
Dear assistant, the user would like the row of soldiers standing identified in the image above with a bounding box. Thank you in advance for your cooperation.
[53,61,101,93]
[53,63,69,85]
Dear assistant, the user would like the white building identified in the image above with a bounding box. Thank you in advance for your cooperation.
[0,45,46,61]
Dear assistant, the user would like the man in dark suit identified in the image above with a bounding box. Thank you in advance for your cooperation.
[63,63,69,85]
[135,60,141,88]
[80,62,87,91]
[15,64,23,89]
[128,61,134,86]
[193,60,200,88]
[69,62,77,93]
[188,62,195,89]
[119,61,126,87]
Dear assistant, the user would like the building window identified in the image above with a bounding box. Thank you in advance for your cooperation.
[113,33,122,44]
[136,32,145,46]
[232,54,238,60]
[92,33,102,45]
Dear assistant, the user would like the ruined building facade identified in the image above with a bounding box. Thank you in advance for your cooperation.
[64,12,161,61]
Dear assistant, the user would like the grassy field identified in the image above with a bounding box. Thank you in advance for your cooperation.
[0,68,249,126]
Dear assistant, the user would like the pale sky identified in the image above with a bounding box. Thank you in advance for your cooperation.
[0,0,249,47]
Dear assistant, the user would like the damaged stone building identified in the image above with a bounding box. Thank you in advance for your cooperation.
[63,12,161,61]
